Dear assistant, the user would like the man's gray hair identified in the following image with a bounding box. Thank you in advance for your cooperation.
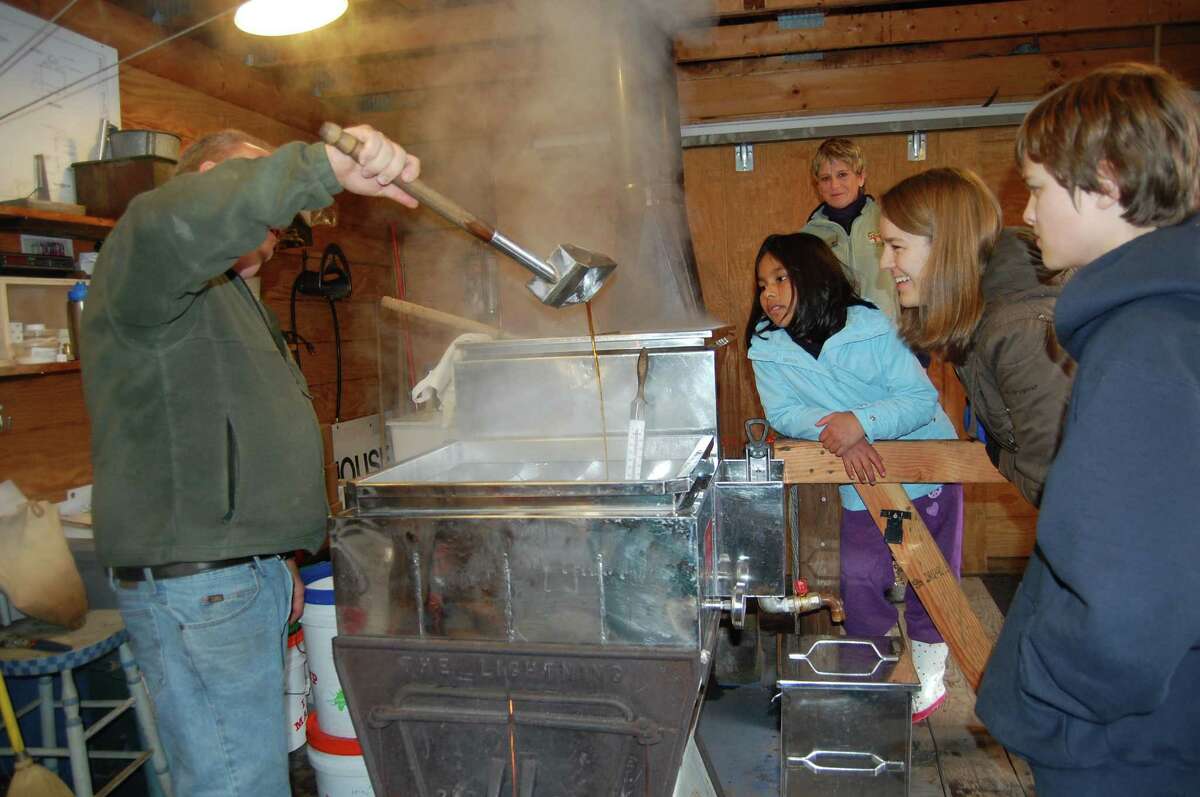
[174,129,274,176]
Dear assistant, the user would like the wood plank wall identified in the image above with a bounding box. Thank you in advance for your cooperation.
[0,65,422,519]
[682,127,1036,572]
[0,230,101,499]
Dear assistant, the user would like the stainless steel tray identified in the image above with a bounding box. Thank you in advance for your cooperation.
[349,434,714,508]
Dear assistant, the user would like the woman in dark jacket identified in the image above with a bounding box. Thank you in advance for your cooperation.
[876,167,1074,507]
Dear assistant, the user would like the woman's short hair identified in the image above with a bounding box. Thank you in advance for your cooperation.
[174,129,274,176]
[878,167,1000,361]
[810,137,866,180]
[1016,62,1200,228]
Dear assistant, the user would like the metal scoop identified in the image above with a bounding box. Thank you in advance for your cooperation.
[320,122,617,307]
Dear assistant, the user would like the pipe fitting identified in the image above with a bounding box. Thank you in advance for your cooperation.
[758,592,845,623]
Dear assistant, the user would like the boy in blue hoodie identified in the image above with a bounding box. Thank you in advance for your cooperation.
[975,63,1200,795]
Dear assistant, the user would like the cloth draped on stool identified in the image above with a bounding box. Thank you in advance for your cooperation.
[0,482,88,629]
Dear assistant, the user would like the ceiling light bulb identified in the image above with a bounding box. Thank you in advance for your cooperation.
[234,0,348,37]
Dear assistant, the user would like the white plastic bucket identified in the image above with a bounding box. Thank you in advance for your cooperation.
[285,625,309,752]
[305,712,374,796]
[301,563,356,738]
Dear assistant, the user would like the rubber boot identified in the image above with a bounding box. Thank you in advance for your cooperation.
[910,639,948,723]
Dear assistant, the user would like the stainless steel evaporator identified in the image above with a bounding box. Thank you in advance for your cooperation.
[330,329,793,795]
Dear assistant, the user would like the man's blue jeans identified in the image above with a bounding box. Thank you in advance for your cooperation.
[114,557,293,796]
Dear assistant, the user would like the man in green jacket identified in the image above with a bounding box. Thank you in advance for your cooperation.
[800,138,899,319]
[81,124,419,796]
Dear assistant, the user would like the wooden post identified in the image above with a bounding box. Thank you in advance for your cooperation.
[380,296,506,338]
[853,482,992,691]
[776,439,1007,692]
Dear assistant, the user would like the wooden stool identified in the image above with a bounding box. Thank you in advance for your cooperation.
[0,609,172,797]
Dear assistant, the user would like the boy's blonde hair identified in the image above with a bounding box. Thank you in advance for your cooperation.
[1017,62,1200,227]
[878,167,1001,361]
[810,137,865,180]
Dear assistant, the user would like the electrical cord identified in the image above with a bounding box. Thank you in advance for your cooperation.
[285,244,352,421]
[329,294,343,422]
[318,244,351,422]
[286,251,316,369]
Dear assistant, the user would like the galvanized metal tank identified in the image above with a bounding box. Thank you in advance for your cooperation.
[331,329,787,795]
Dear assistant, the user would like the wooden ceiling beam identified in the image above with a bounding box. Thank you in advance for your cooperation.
[276,41,540,99]
[677,42,1200,122]
[678,24,1200,80]
[249,1,532,67]
[4,0,335,136]
[711,0,912,19]
[676,0,1200,62]
[309,24,1198,108]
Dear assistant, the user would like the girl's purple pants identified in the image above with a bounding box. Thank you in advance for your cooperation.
[839,484,964,643]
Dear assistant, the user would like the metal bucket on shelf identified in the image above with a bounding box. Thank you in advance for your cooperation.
[106,129,181,161]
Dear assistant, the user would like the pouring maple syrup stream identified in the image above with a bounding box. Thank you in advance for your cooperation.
[585,301,611,479]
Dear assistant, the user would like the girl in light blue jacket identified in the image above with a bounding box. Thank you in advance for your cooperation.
[747,232,962,722]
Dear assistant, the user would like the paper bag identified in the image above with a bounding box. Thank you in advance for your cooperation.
[0,500,88,629]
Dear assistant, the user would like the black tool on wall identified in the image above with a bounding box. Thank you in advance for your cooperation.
[288,243,353,421]
[294,242,351,301]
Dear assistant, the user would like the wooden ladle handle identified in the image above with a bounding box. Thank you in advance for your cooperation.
[319,121,495,243]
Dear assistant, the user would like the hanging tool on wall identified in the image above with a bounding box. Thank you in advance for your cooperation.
[287,243,353,422]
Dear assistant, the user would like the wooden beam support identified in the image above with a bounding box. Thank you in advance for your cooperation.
[776,439,1005,688]
[678,25,1200,81]
[677,0,1200,62]
[711,0,909,18]
[3,0,334,137]
[294,23,1200,104]
[678,42,1200,121]
[776,440,1007,485]
[855,482,994,691]
[380,296,506,337]
[273,41,540,99]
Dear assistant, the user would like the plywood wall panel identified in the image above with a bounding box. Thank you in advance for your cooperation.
[0,372,92,500]
[119,66,309,149]
[311,378,381,426]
